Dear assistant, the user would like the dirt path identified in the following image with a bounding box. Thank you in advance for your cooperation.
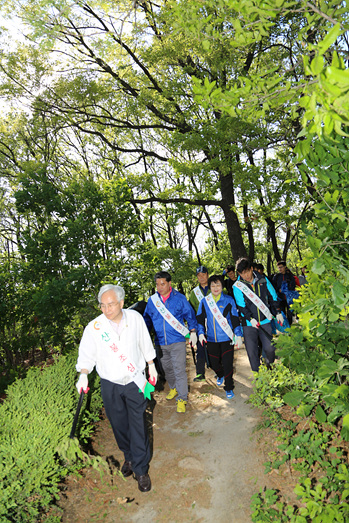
[60,348,271,522]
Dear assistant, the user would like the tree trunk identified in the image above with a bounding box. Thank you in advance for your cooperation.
[219,172,247,261]
[243,204,255,261]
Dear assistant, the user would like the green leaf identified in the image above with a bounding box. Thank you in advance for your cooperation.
[283,391,306,407]
[340,413,349,441]
[328,311,339,322]
[297,403,312,417]
[310,55,324,75]
[317,360,338,378]
[326,66,349,86]
[312,258,326,274]
[317,324,326,335]
[315,405,327,423]
[332,281,348,308]
[318,23,341,55]
[333,384,349,399]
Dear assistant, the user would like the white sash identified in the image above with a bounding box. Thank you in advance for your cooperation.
[151,293,189,337]
[193,286,205,302]
[205,294,234,340]
[93,313,147,391]
[234,280,273,321]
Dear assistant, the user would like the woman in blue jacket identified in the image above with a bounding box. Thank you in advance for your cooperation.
[197,275,242,399]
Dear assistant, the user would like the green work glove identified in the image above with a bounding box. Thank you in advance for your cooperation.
[139,381,155,400]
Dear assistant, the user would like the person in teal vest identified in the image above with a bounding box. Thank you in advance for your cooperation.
[234,258,283,372]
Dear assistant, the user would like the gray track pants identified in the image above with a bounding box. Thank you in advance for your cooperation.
[160,341,188,400]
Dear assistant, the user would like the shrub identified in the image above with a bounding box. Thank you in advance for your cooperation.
[0,351,102,522]
[250,364,349,522]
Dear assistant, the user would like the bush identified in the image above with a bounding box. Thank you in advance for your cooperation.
[0,351,102,522]
[250,363,349,522]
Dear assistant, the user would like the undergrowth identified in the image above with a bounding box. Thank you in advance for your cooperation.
[0,351,103,522]
[249,362,349,522]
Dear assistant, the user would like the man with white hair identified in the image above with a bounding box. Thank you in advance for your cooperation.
[75,284,157,492]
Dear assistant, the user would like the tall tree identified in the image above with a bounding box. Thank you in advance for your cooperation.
[0,0,315,261]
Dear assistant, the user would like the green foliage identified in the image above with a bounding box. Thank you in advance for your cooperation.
[246,6,349,518]
[0,351,103,522]
[251,488,289,522]
[270,135,349,441]
[1,0,319,266]
[250,361,309,409]
[0,2,348,522]
[0,163,147,369]
[301,29,349,137]
[130,241,199,297]
[250,364,349,522]
[252,481,349,522]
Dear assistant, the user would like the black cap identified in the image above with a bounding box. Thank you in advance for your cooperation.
[196,266,208,274]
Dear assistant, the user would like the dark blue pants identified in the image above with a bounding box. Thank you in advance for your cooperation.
[243,323,275,372]
[196,340,207,376]
[100,379,150,476]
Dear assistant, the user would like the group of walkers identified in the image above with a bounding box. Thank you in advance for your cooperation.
[74,257,305,492]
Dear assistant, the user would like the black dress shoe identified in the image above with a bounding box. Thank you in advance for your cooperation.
[121,461,133,477]
[134,472,151,492]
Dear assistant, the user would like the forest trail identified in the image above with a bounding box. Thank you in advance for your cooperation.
[60,348,274,522]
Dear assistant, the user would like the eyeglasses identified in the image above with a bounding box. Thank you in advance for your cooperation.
[100,302,119,310]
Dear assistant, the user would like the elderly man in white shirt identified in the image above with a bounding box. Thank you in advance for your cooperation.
[75,284,157,492]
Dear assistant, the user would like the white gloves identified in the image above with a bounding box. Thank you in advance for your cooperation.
[76,373,89,394]
[148,363,158,385]
[276,313,284,325]
[199,333,207,344]
[235,336,243,349]
[190,331,197,346]
[250,318,259,328]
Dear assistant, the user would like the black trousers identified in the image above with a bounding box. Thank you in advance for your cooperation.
[243,323,275,372]
[196,339,207,376]
[207,340,234,391]
[100,379,150,476]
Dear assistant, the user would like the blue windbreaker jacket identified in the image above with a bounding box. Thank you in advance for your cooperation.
[143,289,197,346]
[196,293,242,343]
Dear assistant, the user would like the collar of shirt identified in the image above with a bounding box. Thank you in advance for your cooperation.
[109,310,126,335]
[240,276,257,286]
[200,285,209,296]
[213,293,221,303]
[161,287,172,303]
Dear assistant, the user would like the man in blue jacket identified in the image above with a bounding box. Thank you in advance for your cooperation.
[143,271,198,413]
[196,275,243,399]
[233,258,284,372]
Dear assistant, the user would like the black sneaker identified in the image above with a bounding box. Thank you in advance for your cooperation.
[193,374,205,382]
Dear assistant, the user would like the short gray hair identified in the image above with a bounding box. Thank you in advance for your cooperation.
[98,284,125,303]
